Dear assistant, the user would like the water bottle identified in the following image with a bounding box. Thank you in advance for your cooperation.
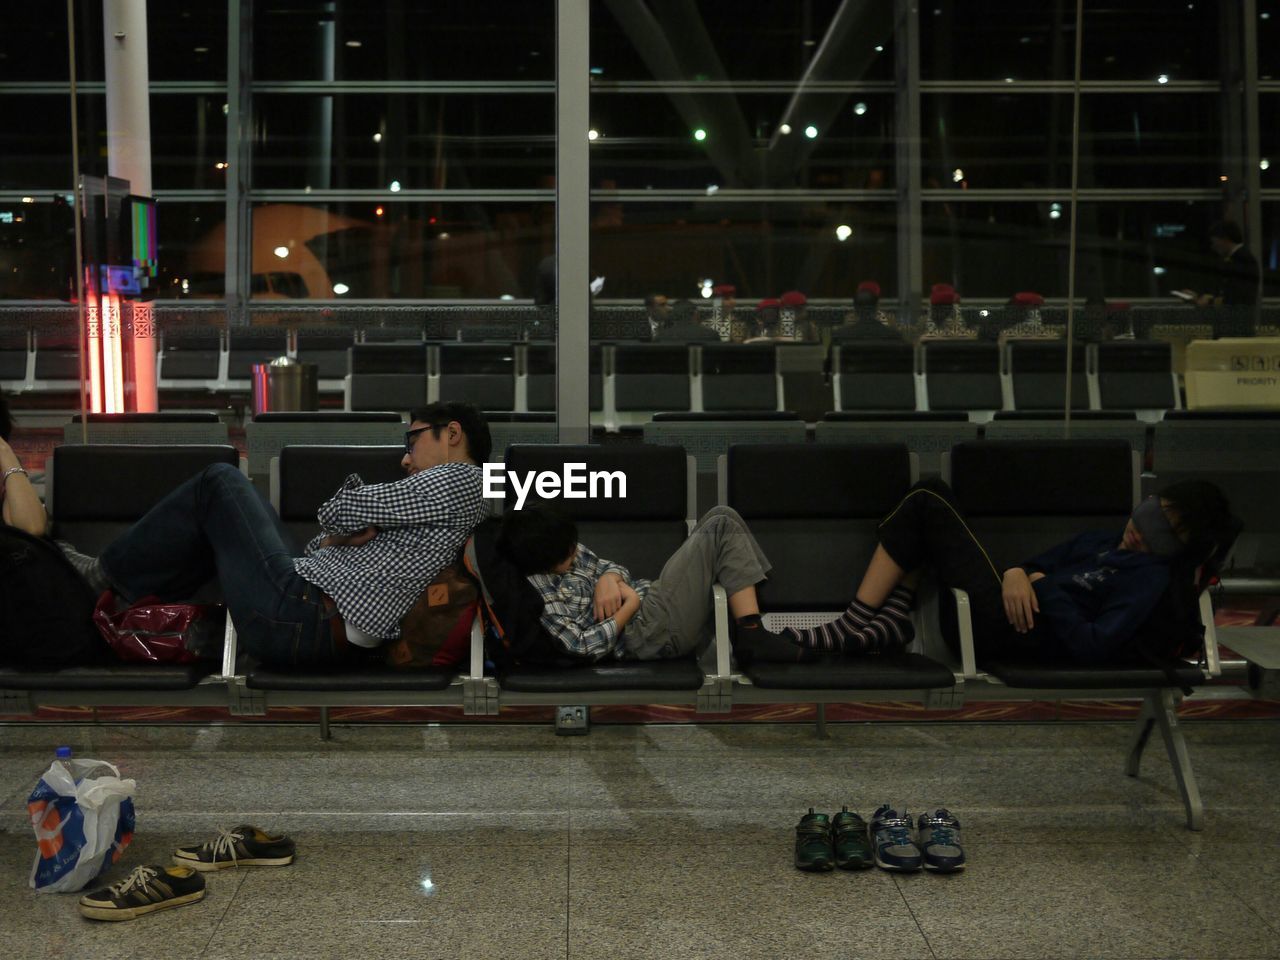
[54,746,115,785]
[54,745,74,781]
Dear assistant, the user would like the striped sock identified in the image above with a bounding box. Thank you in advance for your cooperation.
[872,586,916,652]
[783,598,878,654]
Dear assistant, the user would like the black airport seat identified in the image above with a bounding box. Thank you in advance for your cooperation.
[1008,341,1090,410]
[817,412,979,478]
[921,340,1002,412]
[486,412,559,464]
[439,343,516,411]
[984,410,1148,458]
[1095,340,1177,411]
[724,443,955,695]
[246,411,403,486]
[700,343,778,412]
[63,411,229,447]
[613,343,692,412]
[159,326,222,382]
[226,328,289,380]
[833,342,916,411]
[294,328,358,380]
[273,445,407,549]
[496,443,704,701]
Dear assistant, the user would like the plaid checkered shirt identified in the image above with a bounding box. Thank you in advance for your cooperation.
[528,544,652,660]
[294,461,487,639]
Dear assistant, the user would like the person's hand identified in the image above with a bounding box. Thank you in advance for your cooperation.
[1002,567,1041,633]
[593,572,626,622]
[321,526,379,548]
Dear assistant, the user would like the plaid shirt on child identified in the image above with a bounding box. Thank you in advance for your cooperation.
[527,544,652,660]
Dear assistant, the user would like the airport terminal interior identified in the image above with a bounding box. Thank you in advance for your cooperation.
[2,2,1280,958]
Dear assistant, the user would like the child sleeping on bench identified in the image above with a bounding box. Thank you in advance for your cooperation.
[497,505,802,663]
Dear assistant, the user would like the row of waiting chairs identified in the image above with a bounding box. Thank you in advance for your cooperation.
[7,438,1228,829]
[341,340,1181,423]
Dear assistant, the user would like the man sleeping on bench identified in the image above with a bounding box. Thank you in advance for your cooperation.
[497,505,802,664]
[782,478,1237,667]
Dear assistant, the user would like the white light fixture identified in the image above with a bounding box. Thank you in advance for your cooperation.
[194,46,209,54]
[389,180,401,192]
[373,132,382,143]
[587,128,599,141]
[700,279,713,298]
[1004,77,1015,83]
[273,246,289,259]
[438,232,450,239]
[693,128,708,142]
[779,123,792,135]
[952,168,964,182]
[1262,158,1272,171]
[222,102,229,115]
[1049,202,1063,220]
[19,196,34,204]
[1157,74,1170,84]
[804,125,819,139]
[979,309,990,317]
[853,102,868,116]
[1152,266,1167,276]
[332,282,350,294]
[345,39,362,48]
[499,294,515,301]
[835,224,853,242]
[874,45,884,52]
[705,184,719,196]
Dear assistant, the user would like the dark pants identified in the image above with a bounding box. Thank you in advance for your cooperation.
[100,463,341,668]
[876,478,1045,660]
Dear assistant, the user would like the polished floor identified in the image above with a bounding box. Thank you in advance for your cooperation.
[1,719,1277,960]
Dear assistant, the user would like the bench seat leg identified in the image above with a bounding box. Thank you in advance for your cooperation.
[1127,690,1203,831]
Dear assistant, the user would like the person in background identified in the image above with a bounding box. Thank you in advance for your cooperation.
[1177,219,1260,311]
[744,298,784,343]
[643,293,670,340]
[780,290,813,341]
[830,281,900,343]
[656,299,719,342]
[0,393,47,536]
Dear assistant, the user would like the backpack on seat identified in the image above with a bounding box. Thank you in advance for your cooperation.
[0,525,106,669]
[462,517,586,671]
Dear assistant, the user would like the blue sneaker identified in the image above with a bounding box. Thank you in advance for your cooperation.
[918,809,966,873]
[869,804,922,872]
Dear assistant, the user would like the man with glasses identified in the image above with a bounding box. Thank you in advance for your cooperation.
[88,402,491,668]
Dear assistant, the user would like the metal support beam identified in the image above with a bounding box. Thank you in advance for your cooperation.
[1241,0,1264,264]
[224,0,254,324]
[894,0,922,325]
[556,0,590,444]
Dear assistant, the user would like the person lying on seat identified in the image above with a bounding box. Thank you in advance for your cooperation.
[497,505,801,664]
[784,478,1236,666]
[73,402,491,669]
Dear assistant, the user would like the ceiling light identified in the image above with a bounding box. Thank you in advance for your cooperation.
[345,40,362,48]
[693,128,708,142]
[1157,74,1170,84]
[332,282,350,294]
[587,129,599,141]
[779,123,792,135]
[853,102,868,116]
[804,125,819,139]
[1262,158,1271,170]
[373,132,382,143]
[273,246,289,259]
[835,224,852,241]
[389,180,401,192]
[952,168,964,182]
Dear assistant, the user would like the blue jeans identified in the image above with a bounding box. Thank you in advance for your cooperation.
[99,463,340,668]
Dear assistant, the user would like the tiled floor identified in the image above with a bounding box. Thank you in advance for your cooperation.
[1,719,1277,960]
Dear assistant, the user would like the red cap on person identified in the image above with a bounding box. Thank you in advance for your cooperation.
[1011,291,1044,306]
[930,283,960,306]
[712,284,736,297]
[755,298,781,311]
[779,290,807,307]
[856,280,881,298]
[1105,301,1131,313]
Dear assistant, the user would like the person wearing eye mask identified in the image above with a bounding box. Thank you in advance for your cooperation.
[782,479,1236,666]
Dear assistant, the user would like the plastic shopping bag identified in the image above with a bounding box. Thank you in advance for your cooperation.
[27,758,136,892]
[93,591,224,664]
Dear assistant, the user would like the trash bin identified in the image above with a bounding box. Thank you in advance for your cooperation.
[251,357,318,415]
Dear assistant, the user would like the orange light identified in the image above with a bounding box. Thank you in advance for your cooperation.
[428,216,437,224]
[85,278,103,413]
[375,206,384,216]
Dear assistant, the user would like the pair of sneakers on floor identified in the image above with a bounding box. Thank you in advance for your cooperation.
[795,805,964,874]
[78,825,295,922]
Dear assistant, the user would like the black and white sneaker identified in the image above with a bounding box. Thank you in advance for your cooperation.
[78,865,206,921]
[919,809,966,873]
[173,825,296,871]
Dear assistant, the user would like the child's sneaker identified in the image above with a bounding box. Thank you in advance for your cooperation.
[78,865,206,921]
[831,806,874,870]
[793,808,835,872]
[869,804,922,872]
[173,824,296,871]
[918,809,966,873]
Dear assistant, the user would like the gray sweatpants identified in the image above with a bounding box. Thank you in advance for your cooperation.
[620,506,772,660]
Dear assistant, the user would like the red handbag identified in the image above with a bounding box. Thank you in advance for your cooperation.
[93,592,224,664]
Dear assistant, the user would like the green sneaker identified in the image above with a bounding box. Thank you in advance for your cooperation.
[794,808,834,872]
[832,806,874,870]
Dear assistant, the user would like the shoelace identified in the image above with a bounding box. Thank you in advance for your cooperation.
[876,817,913,845]
[202,827,245,863]
[924,825,957,847]
[107,865,159,897]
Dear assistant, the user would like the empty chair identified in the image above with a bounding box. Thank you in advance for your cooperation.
[158,326,223,386]
[346,343,428,411]
[32,327,82,386]
[774,342,833,423]
[1008,340,1089,411]
[922,340,1002,413]
[613,343,692,413]
[984,410,1148,459]
[1095,340,1178,412]
[645,411,806,515]
[294,328,358,383]
[438,343,516,411]
[0,325,30,386]
[523,344,604,413]
[699,343,778,412]
[487,412,559,464]
[63,412,229,447]
[833,342,916,412]
[817,412,979,478]
[245,411,404,489]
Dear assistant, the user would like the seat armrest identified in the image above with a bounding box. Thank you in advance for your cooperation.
[469,615,485,680]
[951,587,979,679]
[220,616,238,679]
[1200,591,1221,678]
[712,583,732,678]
